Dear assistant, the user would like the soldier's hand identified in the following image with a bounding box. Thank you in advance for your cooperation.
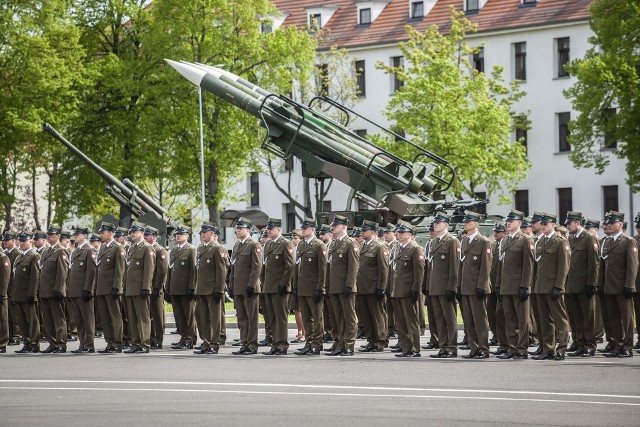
[164,293,172,303]
[53,291,63,302]
[141,289,149,299]
[27,295,36,304]
[623,287,634,299]
[186,288,196,300]
[9,296,15,306]
[0,297,3,305]
[376,289,385,301]
[421,285,428,295]
[312,289,323,304]
[408,290,419,303]
[495,287,502,301]
[213,292,223,303]
[385,289,391,298]
[277,284,287,296]
[551,287,561,301]
[476,288,486,300]
[445,290,455,303]
[245,286,255,297]
[343,286,352,297]
[152,288,160,299]
[596,287,604,298]
[518,287,529,302]
[585,286,595,299]
[455,290,462,302]
[111,288,119,300]
[81,290,92,302]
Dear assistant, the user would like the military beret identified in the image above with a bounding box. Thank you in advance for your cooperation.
[2,231,17,241]
[505,209,525,222]
[173,225,191,235]
[540,212,557,224]
[17,232,32,241]
[564,211,584,225]
[432,211,451,223]
[114,227,129,237]
[198,221,220,235]
[318,224,332,235]
[291,228,302,238]
[73,226,90,235]
[144,225,159,236]
[235,217,253,229]
[462,211,482,223]
[46,224,62,235]
[520,218,532,228]
[360,220,378,231]
[584,218,600,229]
[350,227,362,237]
[300,217,317,228]
[89,234,101,242]
[266,218,282,229]
[98,221,117,233]
[60,229,73,239]
[331,214,348,226]
[384,224,396,233]
[33,230,47,239]
[603,211,624,224]
[377,228,385,236]
[530,211,543,222]
[492,221,506,232]
[128,221,146,233]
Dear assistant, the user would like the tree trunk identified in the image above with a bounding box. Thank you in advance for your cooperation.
[31,166,41,230]
[207,160,220,223]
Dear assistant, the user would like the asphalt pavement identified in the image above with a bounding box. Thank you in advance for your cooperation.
[2,328,639,426]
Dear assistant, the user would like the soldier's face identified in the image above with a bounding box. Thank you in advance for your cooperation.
[462,220,477,234]
[235,227,250,240]
[291,236,300,246]
[19,240,31,251]
[433,221,448,234]
[74,234,87,245]
[332,223,346,236]
[362,229,376,241]
[609,221,622,234]
[493,231,506,241]
[2,239,13,249]
[60,238,70,248]
[397,230,411,244]
[541,221,555,234]
[34,237,45,248]
[267,226,281,239]
[129,230,143,242]
[174,233,188,244]
[383,232,395,243]
[320,233,331,243]
[300,227,315,239]
[99,230,112,243]
[531,222,542,233]
[144,234,156,244]
[505,220,520,233]
[200,230,213,243]
[46,233,59,245]
[91,241,101,248]
[566,220,580,234]
[115,236,126,244]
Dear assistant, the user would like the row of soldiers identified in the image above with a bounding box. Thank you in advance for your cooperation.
[1,209,638,359]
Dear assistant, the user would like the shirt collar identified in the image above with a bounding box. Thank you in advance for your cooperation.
[611,231,623,241]
[574,228,583,239]
[467,231,478,242]
[544,231,556,239]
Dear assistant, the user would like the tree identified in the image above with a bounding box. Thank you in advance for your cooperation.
[144,0,317,223]
[563,0,640,191]
[376,7,529,203]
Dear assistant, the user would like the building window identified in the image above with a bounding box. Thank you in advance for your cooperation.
[284,157,294,171]
[355,60,366,97]
[472,47,484,74]
[557,188,572,222]
[474,192,487,215]
[515,114,528,155]
[514,42,527,81]
[359,8,371,25]
[411,1,424,19]
[261,21,273,34]
[603,108,617,149]
[521,0,537,5]
[466,0,479,13]
[602,185,618,214]
[514,190,529,216]
[556,37,570,77]
[316,64,329,97]
[355,129,367,138]
[309,13,322,32]
[558,112,571,152]
[391,56,404,92]
[249,172,259,206]
[285,203,296,233]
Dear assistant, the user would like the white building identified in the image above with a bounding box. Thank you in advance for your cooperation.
[218,0,638,247]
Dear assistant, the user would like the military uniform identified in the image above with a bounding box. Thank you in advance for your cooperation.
[565,212,599,355]
[599,212,638,356]
[145,227,168,349]
[383,227,398,337]
[356,221,389,351]
[124,223,155,353]
[426,213,460,357]
[95,222,126,352]
[12,237,41,352]
[3,234,21,344]
[495,210,534,358]
[532,214,571,359]
[229,218,262,354]
[421,232,439,349]
[327,215,360,355]
[261,219,295,354]
[488,233,507,353]
[0,251,11,351]
[38,227,69,352]
[67,230,97,352]
[391,222,425,356]
[293,219,327,355]
[458,213,492,358]
[167,227,197,348]
[194,223,227,353]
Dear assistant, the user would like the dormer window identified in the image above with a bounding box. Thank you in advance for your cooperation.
[306,5,339,32]
[464,0,488,14]
[260,12,289,34]
[520,0,538,7]
[356,1,390,26]
[309,13,322,32]
[411,1,424,19]
[360,8,372,25]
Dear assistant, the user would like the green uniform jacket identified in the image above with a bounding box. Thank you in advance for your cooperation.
[356,239,389,294]
[426,232,460,296]
[152,242,168,292]
[391,240,425,298]
[167,243,196,296]
[328,236,359,294]
[195,242,227,295]
[495,231,534,295]
[566,230,599,293]
[95,241,126,296]
[293,237,326,297]
[534,233,570,294]
[598,234,638,294]
[11,250,40,302]
[229,239,262,295]
[67,243,97,297]
[0,252,10,301]
[261,236,294,294]
[38,243,69,298]
[125,241,155,296]
[459,234,492,295]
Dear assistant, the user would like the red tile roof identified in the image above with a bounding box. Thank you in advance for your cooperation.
[273,0,592,50]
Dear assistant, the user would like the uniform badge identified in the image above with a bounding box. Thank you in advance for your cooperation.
[456,247,461,253]
[418,255,424,260]
[4,261,8,267]
[91,253,96,259]
[593,243,598,250]
[23,267,27,271]
[136,261,140,266]
[207,259,211,263]
[181,261,185,265]
[62,254,67,260]
[322,250,327,256]
[633,247,638,253]
[79,262,84,266]
[565,245,570,251]
[275,255,279,259]
[383,251,389,257]
[441,255,445,259]
[107,258,111,263]
[339,254,343,258]
[353,247,359,252]
[120,251,125,257]
[150,250,155,256]
[529,244,534,251]
[256,248,261,253]
[288,248,293,254]
[473,256,477,260]
[161,254,166,259]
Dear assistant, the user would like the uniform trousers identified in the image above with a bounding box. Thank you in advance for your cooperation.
[325,295,338,339]
[234,293,259,351]
[172,295,196,344]
[260,293,272,342]
[16,301,40,349]
[424,294,439,345]
[195,294,222,351]
[330,293,357,351]
[530,294,541,343]
[536,294,570,356]
[386,296,396,333]
[431,295,458,353]
[461,295,489,353]
[597,294,612,344]
[69,297,95,350]
[633,293,640,342]
[487,292,497,339]
[96,295,123,349]
[40,297,67,349]
[126,295,151,350]
[298,295,324,350]
[495,297,508,351]
[149,293,165,345]
[565,293,596,351]
[392,297,420,353]
[594,294,605,341]
[502,295,530,354]
[8,298,21,339]
[356,293,387,348]
[264,293,290,350]
[604,294,634,351]
[0,298,9,347]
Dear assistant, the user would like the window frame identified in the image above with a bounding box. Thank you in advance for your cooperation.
[514,42,527,81]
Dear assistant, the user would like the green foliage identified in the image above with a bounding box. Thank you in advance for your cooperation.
[375,7,529,203]
[563,0,640,191]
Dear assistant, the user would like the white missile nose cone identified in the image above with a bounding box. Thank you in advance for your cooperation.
[188,62,223,78]
[165,59,207,86]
